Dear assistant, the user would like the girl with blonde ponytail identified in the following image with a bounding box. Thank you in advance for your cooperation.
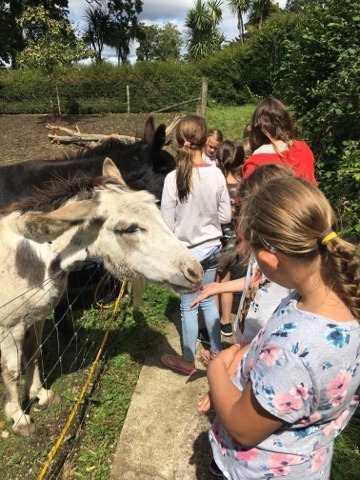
[206,176,359,479]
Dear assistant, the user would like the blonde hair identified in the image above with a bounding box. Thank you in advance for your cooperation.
[175,115,207,202]
[240,176,360,319]
[207,128,224,144]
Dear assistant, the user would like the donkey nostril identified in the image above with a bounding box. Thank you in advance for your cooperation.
[185,265,203,284]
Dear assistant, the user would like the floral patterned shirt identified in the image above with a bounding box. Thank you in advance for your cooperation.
[210,294,360,479]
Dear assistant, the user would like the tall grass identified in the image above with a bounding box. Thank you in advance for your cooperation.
[205,103,256,140]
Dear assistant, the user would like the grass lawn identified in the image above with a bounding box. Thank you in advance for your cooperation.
[205,103,256,140]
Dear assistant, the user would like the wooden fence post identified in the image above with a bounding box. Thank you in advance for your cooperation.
[197,77,208,117]
[126,85,130,114]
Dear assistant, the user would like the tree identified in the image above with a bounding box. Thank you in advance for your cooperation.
[136,23,182,62]
[0,0,69,68]
[185,0,225,60]
[107,0,143,65]
[0,2,12,66]
[17,5,93,113]
[277,0,360,234]
[247,0,279,30]
[227,0,251,43]
[285,0,311,12]
[83,2,111,63]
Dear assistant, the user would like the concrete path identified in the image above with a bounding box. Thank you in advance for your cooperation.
[110,313,234,480]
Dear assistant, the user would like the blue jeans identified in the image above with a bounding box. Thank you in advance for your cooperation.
[180,247,221,362]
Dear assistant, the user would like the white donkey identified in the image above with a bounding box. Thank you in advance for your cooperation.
[0,158,203,435]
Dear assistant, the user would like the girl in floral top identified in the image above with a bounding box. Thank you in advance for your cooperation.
[207,176,359,479]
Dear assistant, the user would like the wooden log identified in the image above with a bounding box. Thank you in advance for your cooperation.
[46,124,139,145]
[165,114,184,136]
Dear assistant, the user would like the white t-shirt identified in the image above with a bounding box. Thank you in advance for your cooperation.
[161,164,231,261]
[202,152,217,165]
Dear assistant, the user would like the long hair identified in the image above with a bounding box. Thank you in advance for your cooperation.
[175,115,208,202]
[217,140,244,177]
[240,176,360,319]
[238,163,295,205]
[249,97,295,153]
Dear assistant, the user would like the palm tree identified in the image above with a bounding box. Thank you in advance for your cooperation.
[185,0,225,60]
[247,0,278,30]
[227,0,251,43]
[83,4,110,64]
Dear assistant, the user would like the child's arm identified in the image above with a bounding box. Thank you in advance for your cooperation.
[190,277,246,307]
[207,351,284,447]
[197,344,250,414]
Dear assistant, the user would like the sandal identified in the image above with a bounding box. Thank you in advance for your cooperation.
[160,354,197,377]
[209,458,224,477]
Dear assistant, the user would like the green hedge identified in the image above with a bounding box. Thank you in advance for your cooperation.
[0,62,203,115]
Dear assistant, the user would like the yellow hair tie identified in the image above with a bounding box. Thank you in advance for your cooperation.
[321,231,337,246]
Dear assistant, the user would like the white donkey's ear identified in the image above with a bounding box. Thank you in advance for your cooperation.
[102,157,125,184]
[16,200,98,242]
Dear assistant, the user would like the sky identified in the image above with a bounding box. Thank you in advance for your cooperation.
[68,0,287,62]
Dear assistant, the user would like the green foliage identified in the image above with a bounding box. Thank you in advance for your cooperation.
[0,2,12,66]
[277,0,360,236]
[136,23,183,62]
[0,0,70,68]
[185,0,226,60]
[17,5,92,73]
[227,0,251,43]
[205,103,256,139]
[107,0,143,65]
[244,11,305,96]
[83,3,111,64]
[332,407,360,480]
[0,62,202,114]
[246,0,280,29]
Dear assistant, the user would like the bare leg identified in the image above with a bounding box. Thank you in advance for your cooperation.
[218,272,233,335]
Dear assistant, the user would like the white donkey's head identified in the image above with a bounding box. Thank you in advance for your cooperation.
[14,158,203,293]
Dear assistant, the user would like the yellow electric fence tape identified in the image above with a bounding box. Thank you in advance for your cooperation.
[36,280,127,480]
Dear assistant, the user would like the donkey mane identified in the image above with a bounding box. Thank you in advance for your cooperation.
[81,138,142,159]
[49,137,142,163]
[2,174,128,214]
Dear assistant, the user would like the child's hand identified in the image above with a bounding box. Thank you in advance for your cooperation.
[190,283,220,307]
[212,344,241,371]
[197,392,212,413]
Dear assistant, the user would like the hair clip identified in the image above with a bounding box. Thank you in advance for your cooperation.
[183,141,191,147]
[259,237,277,253]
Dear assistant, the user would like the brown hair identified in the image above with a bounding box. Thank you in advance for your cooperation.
[238,163,294,205]
[240,176,360,319]
[217,140,244,176]
[175,115,208,202]
[249,97,295,154]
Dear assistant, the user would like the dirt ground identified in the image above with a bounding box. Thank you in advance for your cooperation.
[0,113,176,166]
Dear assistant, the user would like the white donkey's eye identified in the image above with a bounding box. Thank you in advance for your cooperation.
[115,223,146,235]
[115,223,142,234]
[125,224,140,233]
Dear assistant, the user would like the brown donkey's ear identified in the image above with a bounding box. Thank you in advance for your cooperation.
[142,116,155,144]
